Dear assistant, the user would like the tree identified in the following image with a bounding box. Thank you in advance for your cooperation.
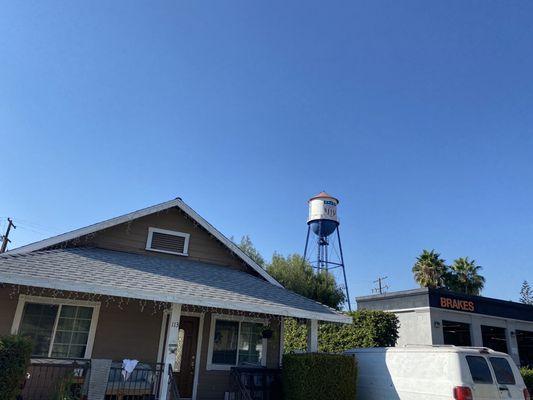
[283,310,399,353]
[520,281,533,305]
[447,257,485,295]
[233,236,346,309]
[267,253,346,310]
[412,249,448,289]
[234,235,265,268]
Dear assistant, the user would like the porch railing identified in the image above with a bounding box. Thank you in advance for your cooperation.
[20,357,91,400]
[167,364,181,400]
[231,367,282,400]
[104,362,164,400]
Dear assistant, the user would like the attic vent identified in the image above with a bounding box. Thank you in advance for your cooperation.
[146,227,190,256]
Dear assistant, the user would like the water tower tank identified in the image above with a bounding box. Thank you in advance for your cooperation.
[307,191,339,237]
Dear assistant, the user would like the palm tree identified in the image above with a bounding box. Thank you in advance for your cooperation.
[412,249,448,288]
[448,257,485,295]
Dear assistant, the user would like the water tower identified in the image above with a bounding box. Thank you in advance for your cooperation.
[303,191,352,311]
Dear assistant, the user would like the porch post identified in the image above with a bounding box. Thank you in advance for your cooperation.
[160,303,181,400]
[306,319,318,353]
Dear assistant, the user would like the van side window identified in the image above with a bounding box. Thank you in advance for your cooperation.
[489,357,516,385]
[466,356,493,383]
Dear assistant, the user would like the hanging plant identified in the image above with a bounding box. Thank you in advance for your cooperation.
[262,325,274,339]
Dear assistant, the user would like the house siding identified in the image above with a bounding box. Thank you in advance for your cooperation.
[0,286,18,335]
[75,207,250,273]
[92,301,163,363]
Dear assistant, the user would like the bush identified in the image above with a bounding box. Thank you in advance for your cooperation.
[282,353,357,400]
[284,310,399,353]
[521,367,533,390]
[0,335,33,400]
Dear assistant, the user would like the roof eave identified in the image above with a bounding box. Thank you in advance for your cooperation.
[0,272,350,324]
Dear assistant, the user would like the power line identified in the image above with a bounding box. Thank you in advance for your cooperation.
[372,276,389,294]
[0,218,16,253]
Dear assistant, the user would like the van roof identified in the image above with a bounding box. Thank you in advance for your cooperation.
[345,345,510,357]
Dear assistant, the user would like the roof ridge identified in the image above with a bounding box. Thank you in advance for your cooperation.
[4,198,283,288]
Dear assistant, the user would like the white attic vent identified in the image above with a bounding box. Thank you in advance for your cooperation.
[146,227,190,256]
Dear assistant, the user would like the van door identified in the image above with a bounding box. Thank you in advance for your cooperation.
[465,355,501,399]
[488,356,523,399]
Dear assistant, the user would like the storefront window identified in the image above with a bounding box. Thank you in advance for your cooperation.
[481,325,508,353]
[442,320,472,346]
[516,330,533,368]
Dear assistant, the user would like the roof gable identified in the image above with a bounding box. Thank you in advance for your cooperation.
[8,198,282,287]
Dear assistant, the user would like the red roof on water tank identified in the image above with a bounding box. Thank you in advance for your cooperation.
[309,191,339,203]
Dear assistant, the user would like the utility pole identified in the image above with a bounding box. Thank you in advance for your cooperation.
[0,218,16,253]
[372,276,389,294]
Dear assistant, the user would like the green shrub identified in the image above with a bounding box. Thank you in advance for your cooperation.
[284,310,399,353]
[282,353,357,400]
[521,367,533,390]
[0,335,33,400]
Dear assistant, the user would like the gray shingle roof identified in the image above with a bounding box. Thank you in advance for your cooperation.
[0,248,350,323]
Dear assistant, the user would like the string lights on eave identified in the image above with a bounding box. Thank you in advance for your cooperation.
[0,283,285,323]
[1,283,171,316]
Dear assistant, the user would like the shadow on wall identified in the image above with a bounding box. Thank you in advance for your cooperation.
[350,351,400,400]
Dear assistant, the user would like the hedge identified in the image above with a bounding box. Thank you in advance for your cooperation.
[521,367,533,390]
[0,335,33,400]
[284,310,399,353]
[282,353,357,400]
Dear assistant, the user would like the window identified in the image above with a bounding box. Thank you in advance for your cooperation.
[466,356,493,384]
[481,325,508,353]
[13,296,99,359]
[207,316,266,370]
[516,330,533,368]
[489,357,516,385]
[146,227,190,256]
[442,320,472,346]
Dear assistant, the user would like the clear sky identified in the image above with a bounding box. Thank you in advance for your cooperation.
[1,1,532,304]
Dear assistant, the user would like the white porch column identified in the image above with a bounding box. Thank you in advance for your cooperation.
[307,319,318,353]
[160,303,181,400]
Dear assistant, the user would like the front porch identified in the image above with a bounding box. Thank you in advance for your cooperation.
[20,358,282,400]
[2,285,318,400]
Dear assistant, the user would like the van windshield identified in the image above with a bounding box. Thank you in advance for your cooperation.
[466,356,493,384]
[489,357,516,385]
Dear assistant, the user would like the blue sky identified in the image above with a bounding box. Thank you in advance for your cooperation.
[1,1,532,303]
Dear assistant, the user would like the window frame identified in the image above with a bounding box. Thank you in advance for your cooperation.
[206,314,268,371]
[145,227,190,256]
[11,295,100,359]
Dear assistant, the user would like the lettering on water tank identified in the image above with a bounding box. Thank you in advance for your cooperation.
[324,206,337,218]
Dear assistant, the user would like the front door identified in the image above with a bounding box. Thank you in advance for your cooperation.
[174,316,200,398]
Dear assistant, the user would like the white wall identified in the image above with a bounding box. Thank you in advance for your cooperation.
[394,308,433,346]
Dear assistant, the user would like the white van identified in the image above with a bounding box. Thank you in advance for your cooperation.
[345,345,529,400]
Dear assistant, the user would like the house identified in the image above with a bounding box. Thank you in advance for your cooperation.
[0,198,350,400]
